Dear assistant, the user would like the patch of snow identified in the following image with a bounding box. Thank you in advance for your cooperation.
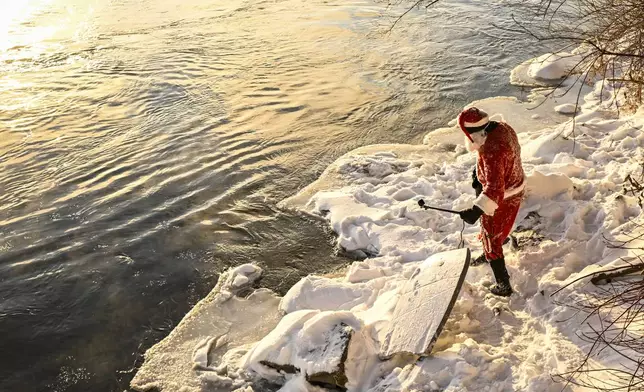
[525,171,574,200]
[555,103,579,114]
[226,264,262,292]
[528,52,583,80]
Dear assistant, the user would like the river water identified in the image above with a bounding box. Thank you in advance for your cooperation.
[0,0,543,390]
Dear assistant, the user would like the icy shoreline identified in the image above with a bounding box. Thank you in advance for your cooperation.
[132,53,644,392]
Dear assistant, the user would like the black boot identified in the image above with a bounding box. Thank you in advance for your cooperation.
[489,258,513,297]
[469,253,488,267]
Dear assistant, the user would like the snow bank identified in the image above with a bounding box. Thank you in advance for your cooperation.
[134,52,644,392]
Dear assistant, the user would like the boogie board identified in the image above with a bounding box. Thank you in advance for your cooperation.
[380,248,470,358]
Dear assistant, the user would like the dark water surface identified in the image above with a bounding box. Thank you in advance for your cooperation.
[0,0,543,390]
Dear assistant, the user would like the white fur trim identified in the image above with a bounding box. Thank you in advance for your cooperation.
[464,136,478,152]
[464,116,489,128]
[489,113,504,122]
[474,193,498,216]
[504,180,525,199]
[464,132,487,151]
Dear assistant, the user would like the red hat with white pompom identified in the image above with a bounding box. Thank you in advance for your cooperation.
[458,107,489,142]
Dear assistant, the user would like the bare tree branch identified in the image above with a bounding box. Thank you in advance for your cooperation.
[386,0,439,34]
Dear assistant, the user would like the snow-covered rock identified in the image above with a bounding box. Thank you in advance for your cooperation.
[131,265,280,392]
[525,170,574,200]
[555,103,579,114]
[243,310,361,388]
[527,52,583,80]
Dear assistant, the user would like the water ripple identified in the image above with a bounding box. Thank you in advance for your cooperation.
[0,0,547,390]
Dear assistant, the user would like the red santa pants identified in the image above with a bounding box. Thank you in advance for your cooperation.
[480,192,523,260]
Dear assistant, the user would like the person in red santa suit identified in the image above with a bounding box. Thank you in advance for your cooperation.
[457,107,525,297]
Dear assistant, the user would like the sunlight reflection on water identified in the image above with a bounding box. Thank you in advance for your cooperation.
[0,0,544,390]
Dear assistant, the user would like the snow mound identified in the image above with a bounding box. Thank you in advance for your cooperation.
[555,103,579,114]
[511,48,590,86]
[522,130,570,161]
[224,264,263,294]
[280,144,450,211]
[525,170,574,200]
[280,276,376,314]
[528,52,583,80]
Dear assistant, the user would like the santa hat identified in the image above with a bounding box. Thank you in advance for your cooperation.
[458,107,489,142]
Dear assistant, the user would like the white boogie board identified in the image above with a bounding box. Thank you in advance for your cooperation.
[380,248,470,359]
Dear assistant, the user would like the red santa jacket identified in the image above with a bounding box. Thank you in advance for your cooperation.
[472,122,525,216]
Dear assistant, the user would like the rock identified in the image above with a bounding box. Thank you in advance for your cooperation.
[305,323,352,390]
[307,370,348,390]
[258,361,298,375]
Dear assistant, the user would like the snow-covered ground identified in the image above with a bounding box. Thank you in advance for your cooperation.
[132,52,644,392]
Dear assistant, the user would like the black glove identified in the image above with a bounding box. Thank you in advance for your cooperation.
[472,168,483,197]
[460,205,484,225]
